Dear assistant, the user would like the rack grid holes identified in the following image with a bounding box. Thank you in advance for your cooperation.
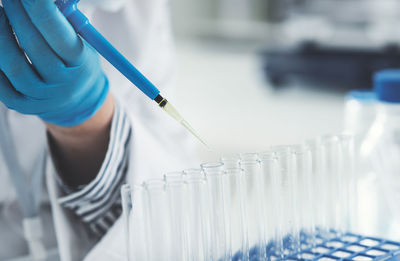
[317,257,338,261]
[347,245,367,252]
[353,255,374,261]
[313,247,332,254]
[365,249,387,257]
[326,241,345,248]
[300,252,316,259]
[359,239,381,247]
[332,250,353,258]
[380,243,400,251]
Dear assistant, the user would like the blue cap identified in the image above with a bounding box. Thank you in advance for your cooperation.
[374,69,400,103]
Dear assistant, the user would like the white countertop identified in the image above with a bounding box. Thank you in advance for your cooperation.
[173,41,346,161]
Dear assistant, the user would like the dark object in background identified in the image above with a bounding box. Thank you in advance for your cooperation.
[262,42,400,90]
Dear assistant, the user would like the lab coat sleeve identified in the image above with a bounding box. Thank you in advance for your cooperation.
[47,101,195,261]
[46,163,98,261]
[56,101,131,237]
[46,100,132,261]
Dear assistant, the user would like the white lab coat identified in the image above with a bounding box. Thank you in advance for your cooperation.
[0,0,195,260]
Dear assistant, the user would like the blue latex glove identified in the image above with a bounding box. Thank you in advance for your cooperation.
[0,0,109,127]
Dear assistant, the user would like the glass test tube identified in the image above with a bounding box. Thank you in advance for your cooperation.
[164,172,190,261]
[320,135,343,237]
[223,168,249,261]
[273,146,300,256]
[338,135,357,232]
[183,169,211,261]
[201,162,231,261]
[259,151,283,258]
[305,139,329,239]
[144,179,174,261]
[121,184,149,261]
[121,184,133,261]
[239,153,267,260]
[292,145,316,247]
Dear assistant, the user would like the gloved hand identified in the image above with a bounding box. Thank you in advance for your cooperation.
[0,0,109,127]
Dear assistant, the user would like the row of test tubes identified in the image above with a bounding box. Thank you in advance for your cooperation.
[121,134,357,261]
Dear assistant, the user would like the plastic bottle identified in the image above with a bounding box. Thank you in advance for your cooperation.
[344,89,377,136]
[343,89,377,234]
[361,69,400,240]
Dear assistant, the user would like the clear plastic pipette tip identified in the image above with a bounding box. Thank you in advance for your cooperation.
[180,118,210,150]
[157,97,210,150]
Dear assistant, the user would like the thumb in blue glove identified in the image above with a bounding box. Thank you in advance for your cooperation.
[0,0,109,127]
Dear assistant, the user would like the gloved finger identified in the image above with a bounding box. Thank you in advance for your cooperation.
[20,0,84,66]
[0,8,42,96]
[3,0,65,82]
[0,70,51,115]
[0,70,26,112]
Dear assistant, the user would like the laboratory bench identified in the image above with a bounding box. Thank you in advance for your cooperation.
[174,40,345,161]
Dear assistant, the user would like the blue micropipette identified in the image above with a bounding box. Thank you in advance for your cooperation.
[55,0,208,148]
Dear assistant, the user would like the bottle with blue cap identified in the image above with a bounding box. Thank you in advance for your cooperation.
[360,69,400,239]
[343,89,377,236]
[344,89,377,136]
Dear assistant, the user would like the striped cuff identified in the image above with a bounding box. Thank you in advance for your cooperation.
[57,101,131,236]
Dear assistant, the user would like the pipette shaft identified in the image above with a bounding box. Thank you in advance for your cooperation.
[55,1,208,147]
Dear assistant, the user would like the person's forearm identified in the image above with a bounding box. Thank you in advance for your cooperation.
[46,93,115,188]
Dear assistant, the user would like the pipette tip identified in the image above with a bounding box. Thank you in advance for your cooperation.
[155,95,211,150]
[180,119,212,151]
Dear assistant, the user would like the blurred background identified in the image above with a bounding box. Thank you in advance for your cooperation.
[168,0,400,160]
[168,0,400,239]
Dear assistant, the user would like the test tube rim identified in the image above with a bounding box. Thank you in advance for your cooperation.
[144,179,166,190]
[200,161,224,170]
[121,183,145,194]
[183,168,203,175]
[164,171,186,184]
[201,162,225,179]
[238,152,259,161]
[239,159,260,166]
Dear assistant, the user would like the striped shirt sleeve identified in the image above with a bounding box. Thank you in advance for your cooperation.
[57,101,131,237]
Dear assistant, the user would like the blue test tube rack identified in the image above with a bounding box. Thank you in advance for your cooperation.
[235,233,400,261]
